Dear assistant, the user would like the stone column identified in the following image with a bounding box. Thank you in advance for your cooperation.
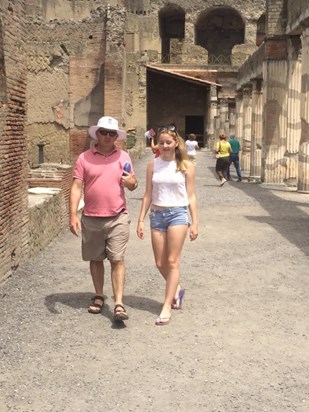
[298,28,309,193]
[219,98,229,133]
[249,80,263,182]
[286,36,302,187]
[235,91,244,166]
[235,90,244,142]
[262,59,288,183]
[229,112,236,137]
[241,86,252,173]
[207,85,218,150]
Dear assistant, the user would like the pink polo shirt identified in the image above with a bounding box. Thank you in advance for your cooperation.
[73,146,134,217]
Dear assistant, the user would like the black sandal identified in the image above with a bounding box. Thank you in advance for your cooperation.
[88,295,104,314]
[114,304,129,321]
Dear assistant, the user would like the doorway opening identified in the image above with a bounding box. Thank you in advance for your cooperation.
[185,116,205,147]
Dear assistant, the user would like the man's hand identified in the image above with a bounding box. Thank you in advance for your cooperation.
[121,171,137,190]
[70,215,81,236]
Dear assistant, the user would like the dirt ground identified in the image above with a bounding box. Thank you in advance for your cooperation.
[0,149,308,412]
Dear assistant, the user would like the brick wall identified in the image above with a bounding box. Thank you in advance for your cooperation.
[264,36,288,59]
[0,1,29,282]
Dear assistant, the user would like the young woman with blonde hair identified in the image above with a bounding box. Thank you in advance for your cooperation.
[137,126,198,325]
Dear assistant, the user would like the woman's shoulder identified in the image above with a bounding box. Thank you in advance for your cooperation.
[184,159,194,172]
[148,157,155,166]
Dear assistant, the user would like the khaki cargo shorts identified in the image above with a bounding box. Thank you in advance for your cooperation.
[81,212,130,261]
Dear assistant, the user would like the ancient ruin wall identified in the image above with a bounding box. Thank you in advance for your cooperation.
[25,0,124,21]
[25,10,111,164]
[0,1,29,282]
[124,0,265,136]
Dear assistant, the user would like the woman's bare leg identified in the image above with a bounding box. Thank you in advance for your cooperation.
[151,225,188,321]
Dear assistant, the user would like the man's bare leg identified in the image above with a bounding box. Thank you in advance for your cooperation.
[110,260,128,320]
[88,260,104,313]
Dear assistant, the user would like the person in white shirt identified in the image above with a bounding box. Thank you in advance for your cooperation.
[185,133,200,163]
[137,126,198,326]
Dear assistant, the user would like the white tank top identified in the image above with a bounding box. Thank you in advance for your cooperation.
[152,158,189,207]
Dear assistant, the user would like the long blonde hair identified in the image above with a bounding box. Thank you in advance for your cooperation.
[157,129,189,172]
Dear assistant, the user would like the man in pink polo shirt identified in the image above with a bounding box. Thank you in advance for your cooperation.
[69,116,138,322]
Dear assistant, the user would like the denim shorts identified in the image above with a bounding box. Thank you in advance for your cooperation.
[149,206,188,232]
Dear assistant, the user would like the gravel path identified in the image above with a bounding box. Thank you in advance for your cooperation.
[1,149,308,412]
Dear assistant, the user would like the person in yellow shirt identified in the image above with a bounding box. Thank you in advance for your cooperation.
[214,133,231,186]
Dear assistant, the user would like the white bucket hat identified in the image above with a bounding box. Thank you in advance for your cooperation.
[88,116,126,141]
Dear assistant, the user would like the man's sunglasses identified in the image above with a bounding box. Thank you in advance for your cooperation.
[157,125,177,133]
[98,129,118,137]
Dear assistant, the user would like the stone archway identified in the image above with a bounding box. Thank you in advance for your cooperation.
[195,7,245,65]
[158,4,185,63]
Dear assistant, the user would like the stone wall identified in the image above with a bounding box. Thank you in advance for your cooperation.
[28,190,66,258]
[27,164,73,257]
[28,163,73,209]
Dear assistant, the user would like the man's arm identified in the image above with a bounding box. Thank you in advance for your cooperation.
[69,178,83,236]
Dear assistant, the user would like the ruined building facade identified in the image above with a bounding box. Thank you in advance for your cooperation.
[0,0,308,281]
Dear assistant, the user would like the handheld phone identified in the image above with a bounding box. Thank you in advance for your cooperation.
[122,162,131,175]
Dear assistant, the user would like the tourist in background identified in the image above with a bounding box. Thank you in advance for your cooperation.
[150,136,160,158]
[145,128,160,157]
[214,132,231,186]
[185,133,200,163]
[227,135,242,182]
[69,116,138,323]
[137,126,198,326]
